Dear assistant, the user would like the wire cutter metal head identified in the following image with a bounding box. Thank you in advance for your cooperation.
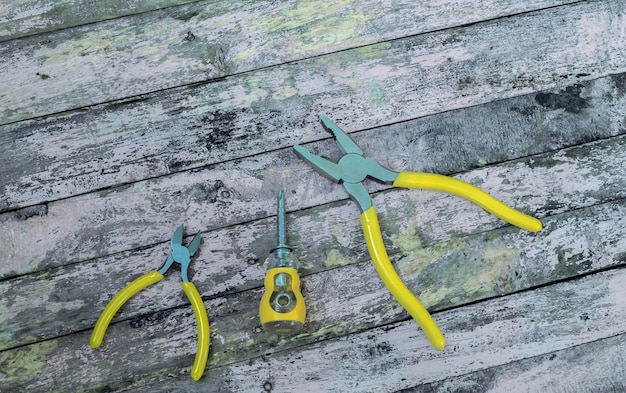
[158,224,202,282]
[293,115,398,212]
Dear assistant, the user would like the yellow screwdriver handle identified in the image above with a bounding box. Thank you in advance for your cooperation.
[259,267,306,336]
[361,207,446,350]
[394,172,542,232]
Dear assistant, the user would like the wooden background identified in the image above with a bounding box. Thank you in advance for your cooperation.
[1,1,625,392]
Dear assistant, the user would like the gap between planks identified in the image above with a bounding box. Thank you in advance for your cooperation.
[2,2,625,213]
[0,0,587,124]
[2,82,626,280]
[0,149,624,389]
[97,266,626,393]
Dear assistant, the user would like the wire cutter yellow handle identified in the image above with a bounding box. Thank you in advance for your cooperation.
[90,270,164,348]
[181,282,210,381]
[361,207,446,350]
[90,272,210,381]
[393,172,542,232]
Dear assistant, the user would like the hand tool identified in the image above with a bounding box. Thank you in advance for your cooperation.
[259,190,306,335]
[293,115,542,350]
[90,224,210,381]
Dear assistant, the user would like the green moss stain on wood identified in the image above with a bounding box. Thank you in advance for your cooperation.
[254,0,379,57]
[0,339,57,379]
[395,227,467,276]
[323,249,353,268]
[123,268,626,392]
[0,1,194,42]
[1,1,621,125]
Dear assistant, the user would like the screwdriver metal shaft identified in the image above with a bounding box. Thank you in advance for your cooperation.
[275,190,289,260]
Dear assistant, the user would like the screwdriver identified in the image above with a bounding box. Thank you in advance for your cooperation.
[259,190,306,335]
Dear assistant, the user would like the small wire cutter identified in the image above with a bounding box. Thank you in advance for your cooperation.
[90,224,210,381]
[294,116,542,350]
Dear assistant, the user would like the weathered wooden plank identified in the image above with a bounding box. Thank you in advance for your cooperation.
[2,2,626,211]
[0,0,579,43]
[133,268,626,393]
[2,79,626,280]
[0,0,194,42]
[402,333,626,393]
[0,0,584,125]
[1,137,625,380]
[1,172,625,358]
[3,258,623,392]
[2,128,626,350]
[1,3,623,393]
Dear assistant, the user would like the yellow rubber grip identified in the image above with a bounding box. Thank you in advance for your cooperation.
[393,172,542,232]
[90,270,164,348]
[181,282,210,381]
[361,207,445,350]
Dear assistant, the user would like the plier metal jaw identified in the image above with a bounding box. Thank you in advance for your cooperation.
[294,115,397,212]
[90,225,210,381]
[157,224,202,283]
[294,116,542,350]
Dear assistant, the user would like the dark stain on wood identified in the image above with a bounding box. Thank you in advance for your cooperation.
[130,310,173,329]
[7,204,49,221]
[509,105,537,117]
[554,247,593,277]
[611,73,626,92]
[167,159,193,172]
[190,180,225,204]
[535,84,590,113]
[200,110,240,150]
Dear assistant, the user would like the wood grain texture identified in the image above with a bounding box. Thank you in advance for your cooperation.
[0,0,193,42]
[1,137,625,390]
[0,0,580,43]
[79,268,626,393]
[2,74,626,280]
[402,333,626,393]
[0,0,582,125]
[2,2,625,211]
[2,1,625,392]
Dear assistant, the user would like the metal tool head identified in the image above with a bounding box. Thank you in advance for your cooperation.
[318,115,364,155]
[186,232,202,257]
[293,144,342,183]
[171,224,184,248]
[159,224,202,282]
[293,116,399,212]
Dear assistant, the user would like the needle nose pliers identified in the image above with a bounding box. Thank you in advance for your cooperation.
[90,224,210,381]
[294,116,542,350]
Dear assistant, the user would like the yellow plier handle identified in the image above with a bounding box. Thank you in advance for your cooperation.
[181,281,210,381]
[90,270,210,381]
[361,207,446,350]
[358,173,542,350]
[90,270,165,348]
[394,172,542,232]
